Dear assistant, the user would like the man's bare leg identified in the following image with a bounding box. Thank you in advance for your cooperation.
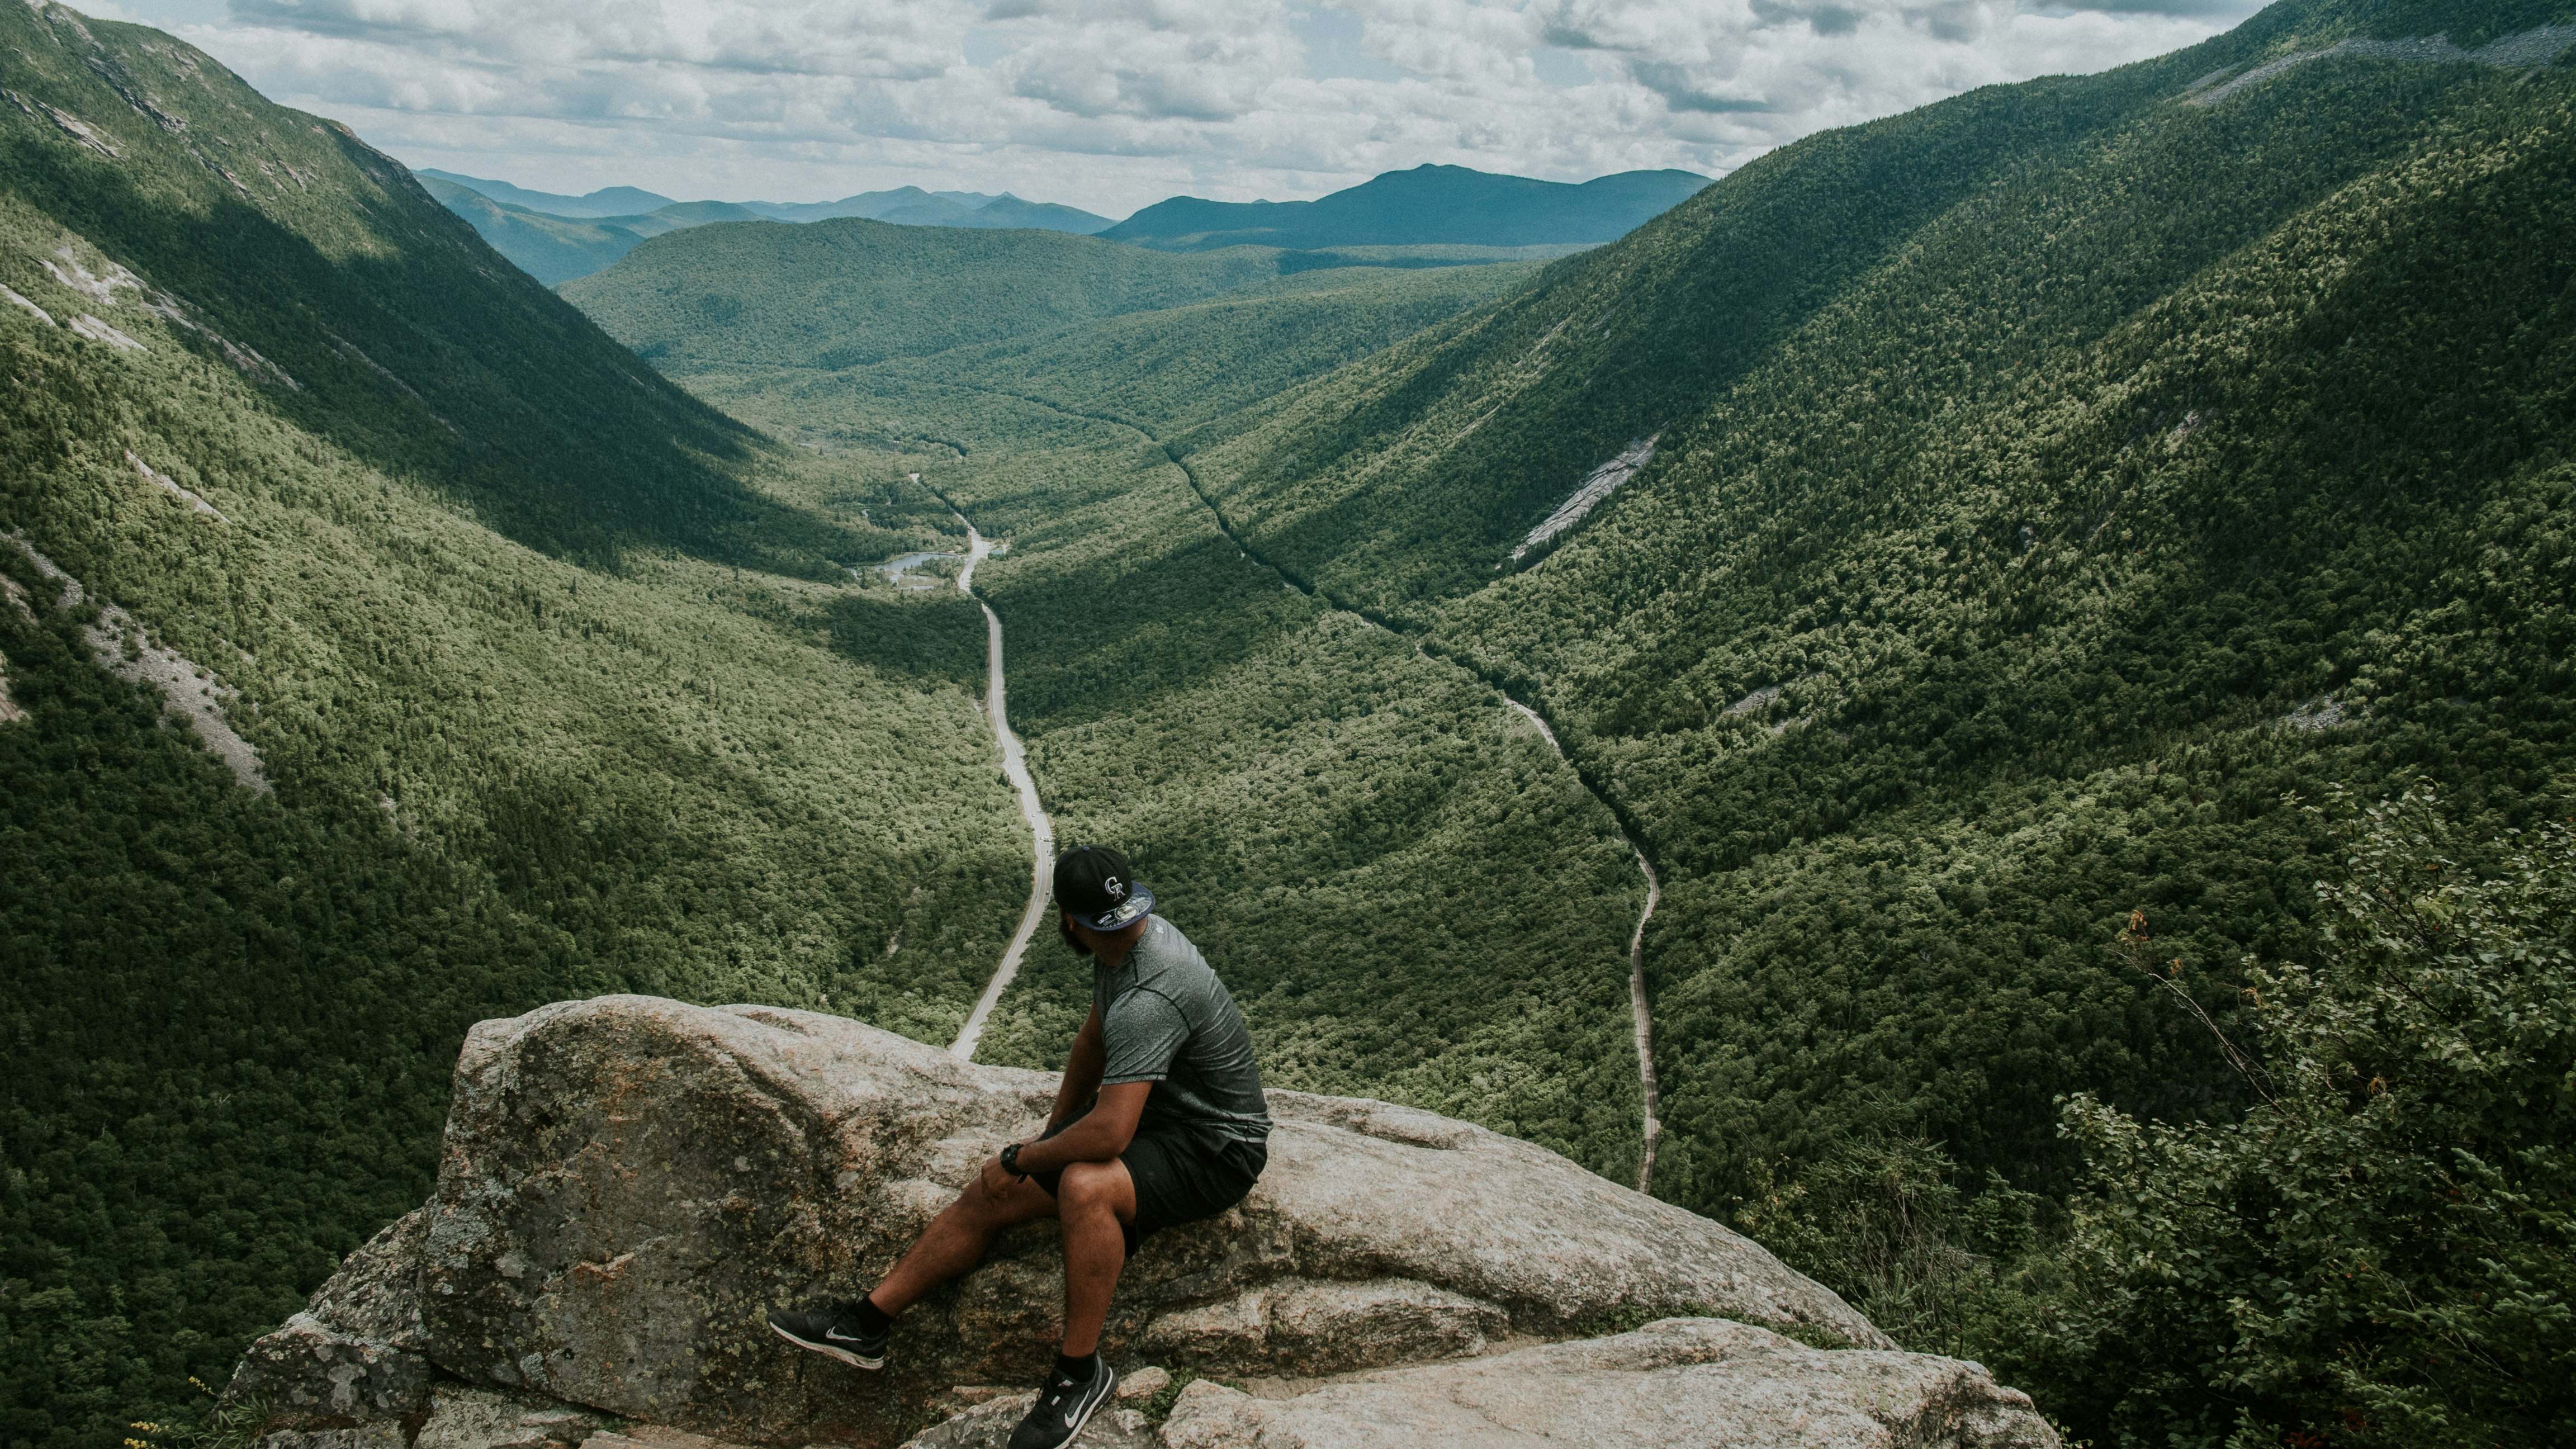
[1052,1159,1138,1357]
[869,1169,1060,1314]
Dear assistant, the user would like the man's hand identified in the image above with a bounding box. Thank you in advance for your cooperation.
[979,1149,1029,1198]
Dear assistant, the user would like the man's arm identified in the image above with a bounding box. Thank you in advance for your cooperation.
[1051,1005,1108,1131]
[1011,1081,1148,1176]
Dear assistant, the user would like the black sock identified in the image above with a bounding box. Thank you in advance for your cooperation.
[1054,1350,1100,1380]
[853,1295,893,1333]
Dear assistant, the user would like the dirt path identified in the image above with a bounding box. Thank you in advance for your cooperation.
[1506,700,1665,1192]
[948,519,1057,1060]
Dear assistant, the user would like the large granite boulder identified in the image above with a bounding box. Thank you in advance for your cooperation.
[224,995,2068,1449]
[411,996,1883,1446]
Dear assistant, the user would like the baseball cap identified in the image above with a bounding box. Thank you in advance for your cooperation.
[1054,845,1156,932]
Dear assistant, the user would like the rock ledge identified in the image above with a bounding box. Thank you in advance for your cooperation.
[221,996,2052,1449]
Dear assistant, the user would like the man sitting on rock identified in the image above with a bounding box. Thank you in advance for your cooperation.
[770,845,1272,1449]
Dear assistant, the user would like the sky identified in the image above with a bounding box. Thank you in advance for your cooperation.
[88,0,2266,218]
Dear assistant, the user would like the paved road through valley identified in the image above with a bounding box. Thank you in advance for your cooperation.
[948,518,1056,1060]
[1507,699,1665,1194]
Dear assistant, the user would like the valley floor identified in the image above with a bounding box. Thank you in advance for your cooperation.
[670,356,1660,1184]
[947,515,1055,1061]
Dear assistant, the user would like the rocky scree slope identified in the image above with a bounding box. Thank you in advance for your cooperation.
[221,996,2054,1449]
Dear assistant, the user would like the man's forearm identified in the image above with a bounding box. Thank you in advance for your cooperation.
[1015,1111,1129,1173]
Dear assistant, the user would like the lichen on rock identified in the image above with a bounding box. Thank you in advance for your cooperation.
[225,1209,434,1432]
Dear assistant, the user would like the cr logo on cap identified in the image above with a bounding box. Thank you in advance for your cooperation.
[1105,877,1126,901]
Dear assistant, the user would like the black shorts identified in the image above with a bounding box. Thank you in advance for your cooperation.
[1029,1117,1267,1257]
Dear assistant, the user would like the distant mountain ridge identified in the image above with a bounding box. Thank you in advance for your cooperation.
[417,168,675,217]
[427,169,1112,233]
[421,163,1702,283]
[422,172,1117,282]
[416,177,650,285]
[1101,164,1711,251]
[737,186,1112,233]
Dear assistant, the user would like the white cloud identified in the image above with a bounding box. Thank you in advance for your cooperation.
[94,0,2260,216]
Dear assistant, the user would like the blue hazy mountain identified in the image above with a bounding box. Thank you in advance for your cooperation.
[418,169,675,217]
[738,187,1112,233]
[423,163,1694,283]
[1098,164,1711,251]
[419,181,780,285]
[425,174,1115,280]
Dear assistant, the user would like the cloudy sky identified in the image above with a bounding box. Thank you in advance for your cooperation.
[92,0,2262,217]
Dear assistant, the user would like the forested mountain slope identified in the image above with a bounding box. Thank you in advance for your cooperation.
[1183,0,2576,1225]
[0,7,1029,1445]
[736,262,1550,437]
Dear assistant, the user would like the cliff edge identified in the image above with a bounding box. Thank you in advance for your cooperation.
[221,996,2053,1448]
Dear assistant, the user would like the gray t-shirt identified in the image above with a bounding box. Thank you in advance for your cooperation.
[1095,916,1271,1142]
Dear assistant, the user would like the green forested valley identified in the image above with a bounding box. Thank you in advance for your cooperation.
[5,0,2574,1445]
[1163,0,2576,1436]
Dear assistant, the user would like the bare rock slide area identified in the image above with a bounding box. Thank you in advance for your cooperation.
[220,996,2056,1449]
[5,529,267,789]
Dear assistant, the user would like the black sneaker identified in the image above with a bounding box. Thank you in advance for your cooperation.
[766,1300,888,1370]
[1006,1358,1116,1449]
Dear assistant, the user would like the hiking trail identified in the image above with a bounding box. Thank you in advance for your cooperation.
[945,514,1054,1060]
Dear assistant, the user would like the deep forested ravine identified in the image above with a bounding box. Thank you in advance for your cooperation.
[898,381,1677,1183]
[944,510,1057,1060]
[1085,397,1678,1193]
[1148,430,1674,1192]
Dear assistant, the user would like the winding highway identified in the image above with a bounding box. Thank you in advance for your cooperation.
[946,518,1057,1061]
[1507,700,1665,1194]
[898,427,1669,1194]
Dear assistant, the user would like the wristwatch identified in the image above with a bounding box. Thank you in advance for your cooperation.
[1000,1143,1027,1178]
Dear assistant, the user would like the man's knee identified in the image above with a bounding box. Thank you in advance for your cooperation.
[1056,1161,1125,1218]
